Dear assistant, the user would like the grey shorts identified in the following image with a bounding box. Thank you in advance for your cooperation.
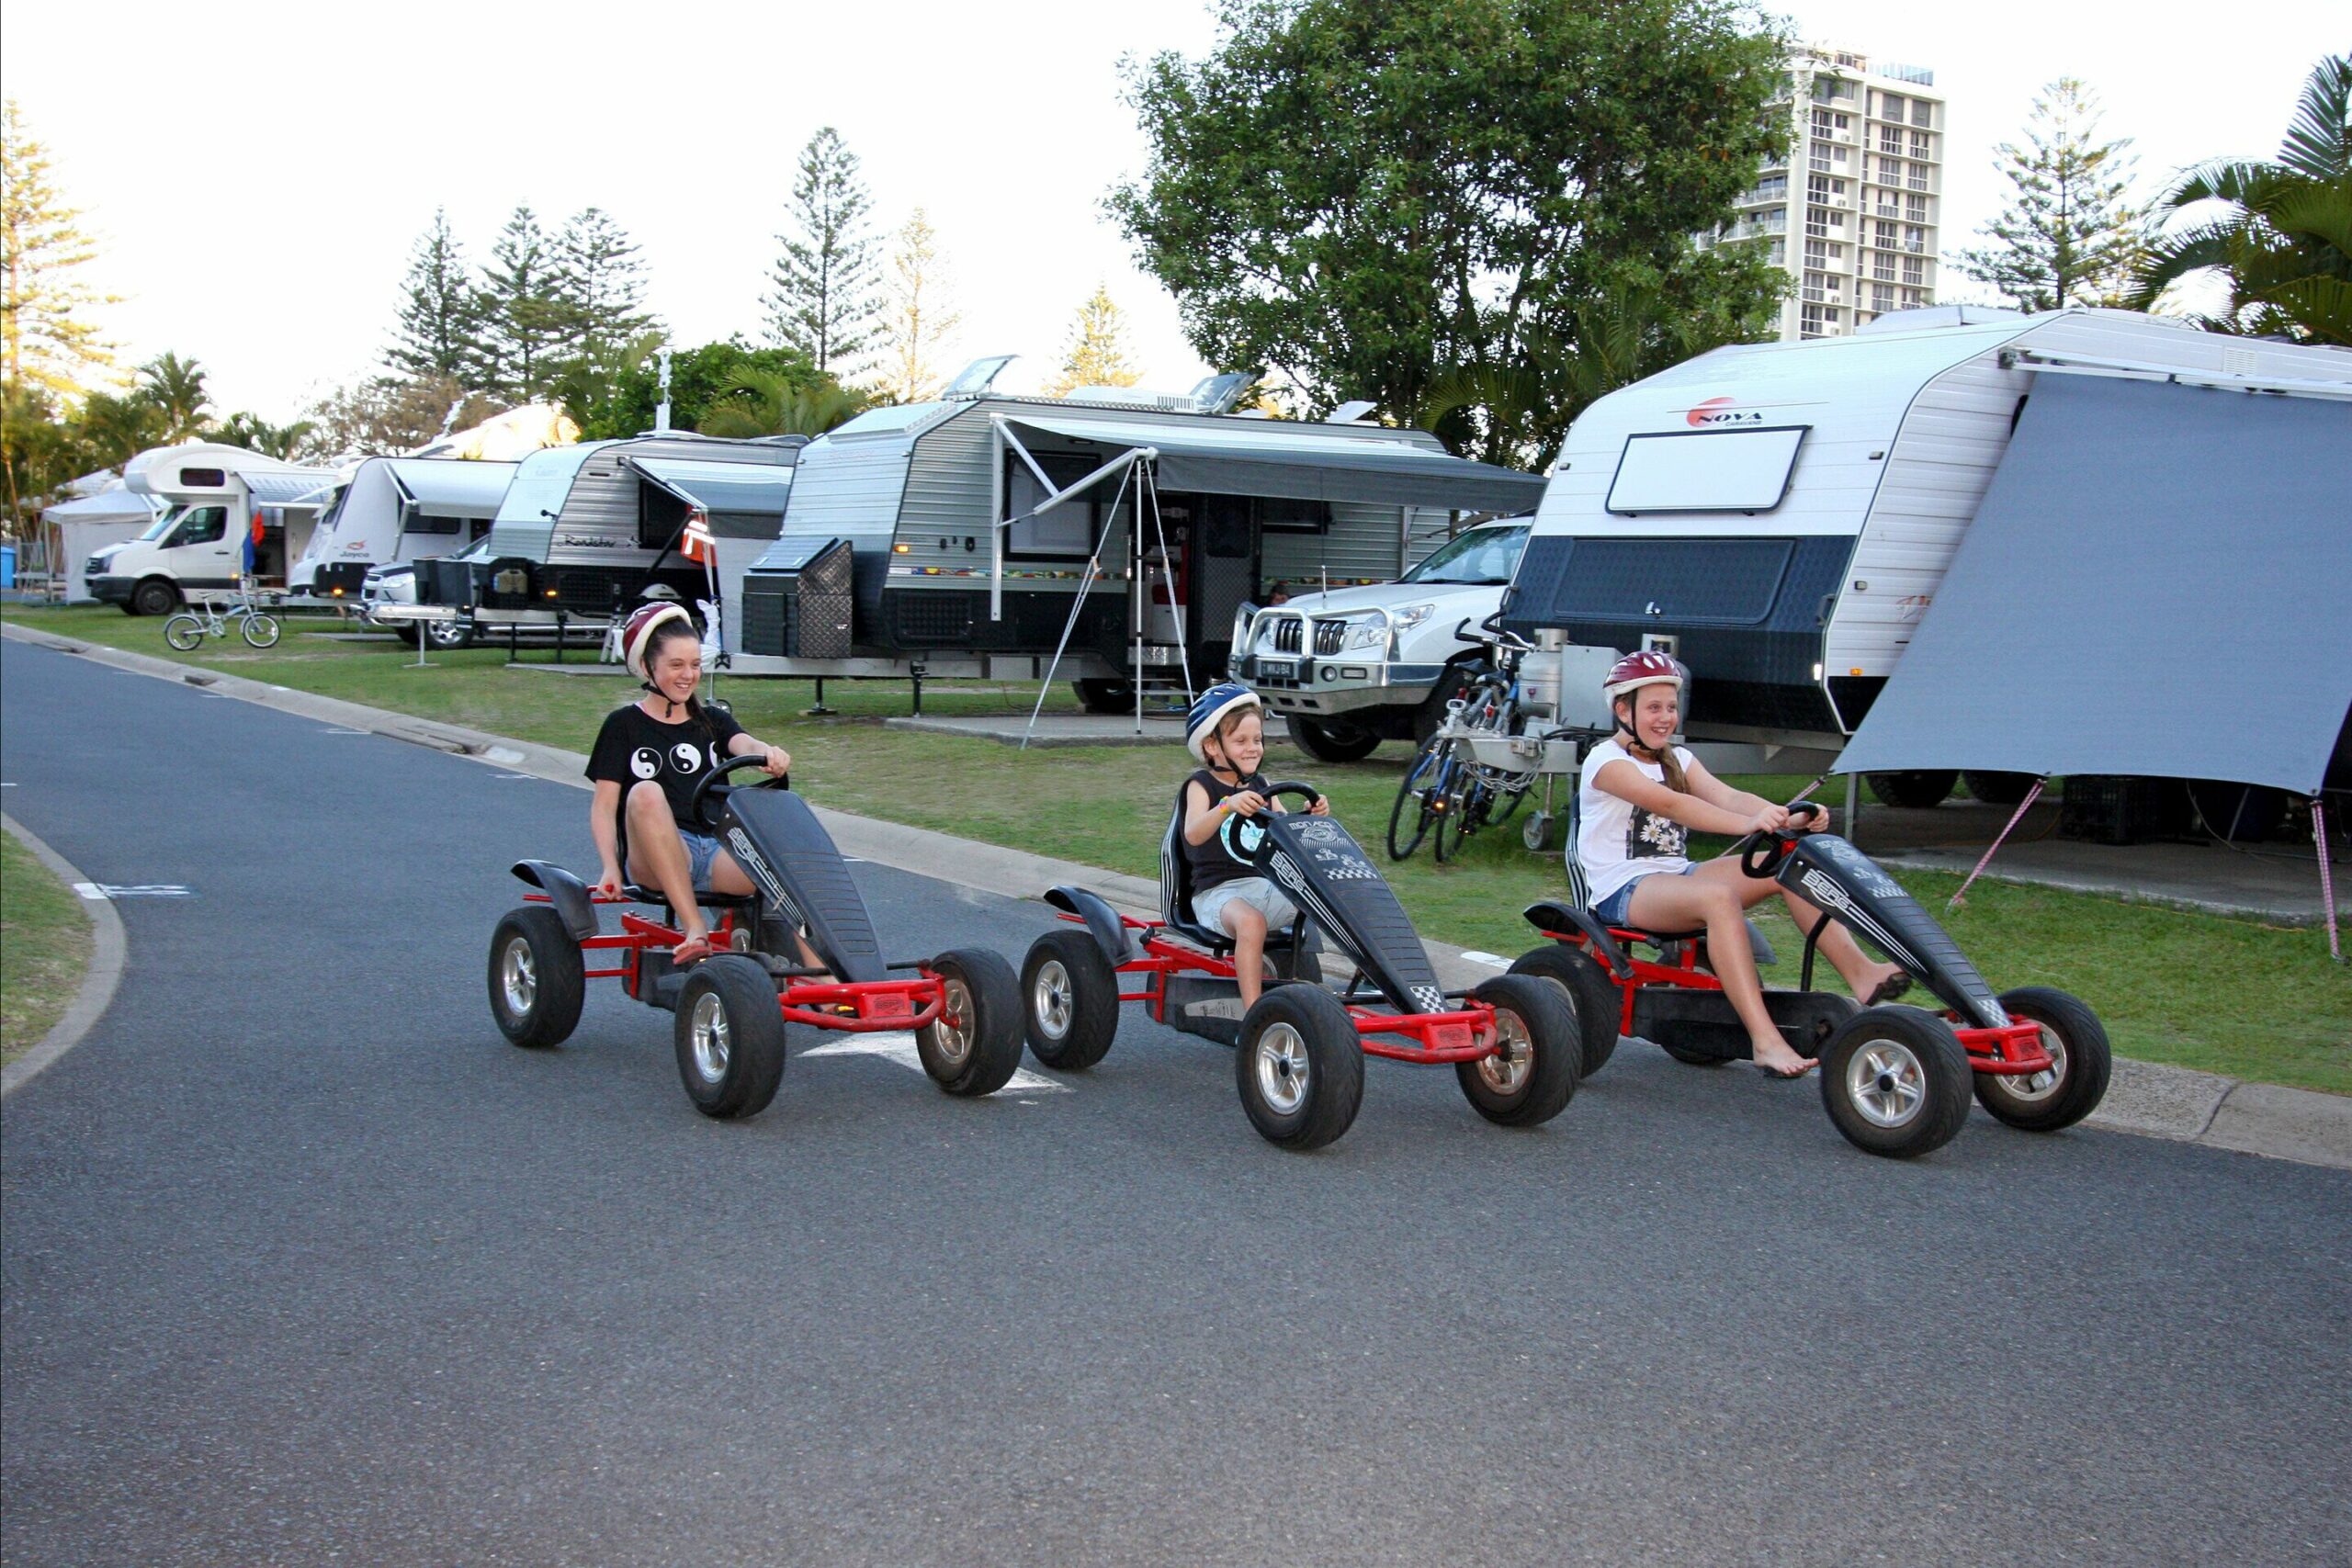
[1193,877,1299,935]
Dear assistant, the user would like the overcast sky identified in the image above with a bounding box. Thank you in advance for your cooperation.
[4,1,2341,420]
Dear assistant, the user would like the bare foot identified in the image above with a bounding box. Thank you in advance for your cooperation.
[1752,1043,1819,1078]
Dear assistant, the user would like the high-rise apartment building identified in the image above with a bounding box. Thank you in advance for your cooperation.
[1699,46,1947,341]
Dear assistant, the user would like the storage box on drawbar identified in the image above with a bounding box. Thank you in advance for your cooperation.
[741,537,853,659]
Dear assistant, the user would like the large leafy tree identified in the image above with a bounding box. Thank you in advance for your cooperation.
[385,209,483,384]
[1954,79,2151,312]
[559,338,831,441]
[764,128,883,377]
[1,100,119,396]
[476,205,568,400]
[1111,0,1789,465]
[2129,54,2352,344]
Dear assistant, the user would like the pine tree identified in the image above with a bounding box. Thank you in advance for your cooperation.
[551,207,656,357]
[1,99,119,395]
[385,208,482,384]
[1954,79,2152,312]
[476,204,567,400]
[876,207,960,402]
[764,128,883,377]
[1046,284,1142,395]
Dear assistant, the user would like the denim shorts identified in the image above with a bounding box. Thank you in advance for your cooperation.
[1593,865,1693,927]
[679,828,724,892]
[1193,877,1299,935]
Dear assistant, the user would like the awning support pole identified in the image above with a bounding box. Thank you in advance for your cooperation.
[989,416,1142,624]
[2313,797,2341,964]
[1946,776,2046,912]
[1021,458,1140,751]
[1138,460,1194,720]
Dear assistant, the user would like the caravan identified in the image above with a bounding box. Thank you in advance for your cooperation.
[287,457,517,603]
[89,444,339,614]
[1501,306,2352,795]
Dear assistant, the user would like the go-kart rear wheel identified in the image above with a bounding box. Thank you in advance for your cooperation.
[1975,987,2112,1133]
[1661,1041,1733,1067]
[918,949,1025,1097]
[1455,974,1579,1128]
[1020,930,1119,1071]
[1235,985,1363,1150]
[1819,1005,1973,1158]
[1509,943,1622,1077]
[488,907,585,1049]
[673,955,787,1120]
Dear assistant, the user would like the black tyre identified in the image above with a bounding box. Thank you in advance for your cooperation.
[1234,984,1364,1149]
[918,948,1026,1096]
[1432,776,1482,863]
[1509,943,1622,1077]
[1975,986,2112,1133]
[1021,929,1120,1071]
[488,907,586,1049]
[1288,714,1382,763]
[1409,662,1476,742]
[163,614,204,652]
[673,954,788,1120]
[1866,770,1959,810]
[424,616,476,650]
[241,614,281,649]
[1963,771,2037,807]
[1521,809,1553,852]
[1456,974,1580,1127]
[1386,735,1446,861]
[1819,1005,1973,1158]
[1072,678,1135,715]
[1660,1040,1734,1066]
[130,578,179,617]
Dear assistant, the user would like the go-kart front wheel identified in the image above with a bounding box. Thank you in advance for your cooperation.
[1455,975,1579,1128]
[673,955,787,1120]
[1974,987,2112,1133]
[1509,943,1622,1077]
[1819,1005,1973,1158]
[1235,985,1363,1150]
[488,907,585,1049]
[1020,929,1119,1071]
[918,949,1025,1097]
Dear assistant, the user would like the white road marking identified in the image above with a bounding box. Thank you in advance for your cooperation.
[73,883,195,900]
[1459,950,1510,968]
[492,773,537,780]
[798,1030,1068,1093]
[320,728,369,735]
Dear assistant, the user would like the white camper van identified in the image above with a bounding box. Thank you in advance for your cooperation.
[1502,306,2352,797]
[286,457,517,604]
[89,444,339,615]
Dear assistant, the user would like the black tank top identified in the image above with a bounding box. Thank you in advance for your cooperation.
[1184,768,1272,893]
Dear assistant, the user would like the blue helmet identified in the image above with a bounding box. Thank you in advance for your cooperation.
[1186,681,1263,763]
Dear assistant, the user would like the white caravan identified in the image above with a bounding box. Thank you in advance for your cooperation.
[90,444,339,614]
[286,457,517,603]
[1502,306,2352,791]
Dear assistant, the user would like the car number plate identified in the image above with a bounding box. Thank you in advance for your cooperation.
[1258,658,1297,680]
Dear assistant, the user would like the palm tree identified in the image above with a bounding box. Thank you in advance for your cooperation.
[137,351,214,441]
[211,411,320,460]
[695,369,867,438]
[2128,54,2351,344]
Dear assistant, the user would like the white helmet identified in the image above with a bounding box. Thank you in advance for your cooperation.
[618,601,695,682]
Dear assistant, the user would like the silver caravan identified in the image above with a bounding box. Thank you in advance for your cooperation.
[1502,306,2352,781]
[408,434,802,634]
[735,363,1544,701]
[90,444,340,614]
[287,457,517,603]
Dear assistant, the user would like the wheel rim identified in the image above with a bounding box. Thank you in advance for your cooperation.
[688,991,731,1082]
[1991,1021,2066,1103]
[933,976,974,1067]
[1845,1037,1928,1128]
[428,620,467,647]
[1474,1008,1533,1098]
[500,938,537,1018]
[1031,959,1072,1042]
[1253,1021,1311,1115]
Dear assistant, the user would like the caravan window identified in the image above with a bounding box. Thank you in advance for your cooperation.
[1002,451,1123,558]
[138,506,182,542]
[403,514,464,536]
[1606,427,1808,514]
[176,467,227,489]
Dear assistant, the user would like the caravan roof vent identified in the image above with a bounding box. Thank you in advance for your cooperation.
[942,355,1019,400]
[1061,386,1199,412]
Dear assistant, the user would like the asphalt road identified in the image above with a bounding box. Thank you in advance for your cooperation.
[4,640,2347,1566]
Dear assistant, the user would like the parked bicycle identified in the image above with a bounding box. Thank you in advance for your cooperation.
[1386,619,1539,863]
[164,581,281,651]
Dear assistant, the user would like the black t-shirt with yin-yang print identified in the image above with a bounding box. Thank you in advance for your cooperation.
[586,701,745,831]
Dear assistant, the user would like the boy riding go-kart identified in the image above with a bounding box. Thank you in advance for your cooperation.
[1018,683,1583,1150]
[486,603,1025,1119]
[1510,651,2110,1158]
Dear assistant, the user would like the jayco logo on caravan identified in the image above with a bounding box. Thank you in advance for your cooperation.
[1686,397,1767,428]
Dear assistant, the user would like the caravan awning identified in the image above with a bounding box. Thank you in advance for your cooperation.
[42,487,160,526]
[625,457,796,537]
[1002,414,1546,513]
[1838,374,2352,795]
[386,458,515,516]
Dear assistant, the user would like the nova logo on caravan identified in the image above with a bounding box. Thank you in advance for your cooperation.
[1686,397,1766,427]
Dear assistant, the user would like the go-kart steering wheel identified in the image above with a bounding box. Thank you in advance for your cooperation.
[1735,800,1825,879]
[688,752,791,830]
[1233,781,1324,865]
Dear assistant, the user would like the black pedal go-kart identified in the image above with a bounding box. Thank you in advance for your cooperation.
[1510,805,2111,1158]
[1020,780,1581,1150]
[488,755,1025,1119]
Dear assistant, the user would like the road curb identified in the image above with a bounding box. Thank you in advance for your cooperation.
[1,811,127,1099]
[7,619,2346,1169]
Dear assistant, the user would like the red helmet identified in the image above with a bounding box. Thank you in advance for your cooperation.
[618,601,695,682]
[1602,649,1687,701]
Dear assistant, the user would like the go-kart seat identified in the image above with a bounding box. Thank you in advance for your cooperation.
[1158,784,1309,957]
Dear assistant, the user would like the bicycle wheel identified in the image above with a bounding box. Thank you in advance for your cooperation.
[164,614,205,652]
[1433,774,1485,863]
[241,613,281,649]
[1387,735,1449,861]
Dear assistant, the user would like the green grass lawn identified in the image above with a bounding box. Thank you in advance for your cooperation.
[2,829,92,1066]
[11,602,2347,1094]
